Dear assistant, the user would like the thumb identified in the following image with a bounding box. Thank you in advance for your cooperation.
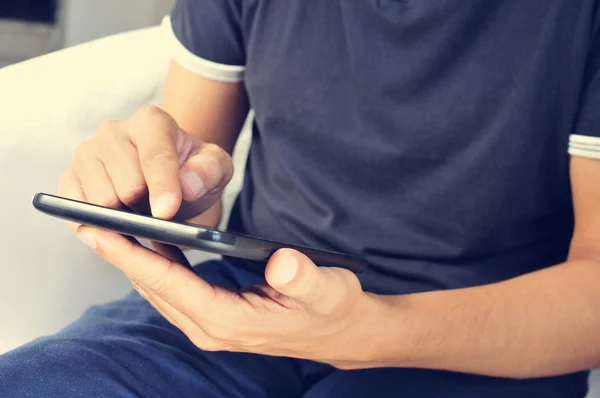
[179,141,233,202]
[265,249,339,308]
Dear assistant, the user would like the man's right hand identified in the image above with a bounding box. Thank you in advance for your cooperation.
[58,105,234,229]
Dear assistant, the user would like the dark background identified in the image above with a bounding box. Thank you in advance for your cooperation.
[0,0,57,24]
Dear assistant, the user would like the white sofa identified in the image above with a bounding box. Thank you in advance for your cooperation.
[0,26,598,396]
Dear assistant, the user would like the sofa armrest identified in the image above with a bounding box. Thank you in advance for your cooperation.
[0,23,251,354]
[0,27,169,354]
[0,25,169,147]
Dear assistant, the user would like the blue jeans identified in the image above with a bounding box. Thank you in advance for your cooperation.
[0,259,589,397]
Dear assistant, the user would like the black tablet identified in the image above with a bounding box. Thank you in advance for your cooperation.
[32,193,367,273]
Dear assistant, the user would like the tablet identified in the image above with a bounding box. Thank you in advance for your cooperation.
[32,193,367,272]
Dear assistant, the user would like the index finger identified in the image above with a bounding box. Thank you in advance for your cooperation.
[127,106,182,219]
[77,225,217,313]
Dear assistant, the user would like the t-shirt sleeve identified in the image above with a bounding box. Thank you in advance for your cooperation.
[569,33,600,158]
[161,0,245,83]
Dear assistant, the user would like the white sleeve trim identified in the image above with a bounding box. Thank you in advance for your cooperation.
[568,134,600,159]
[161,15,245,83]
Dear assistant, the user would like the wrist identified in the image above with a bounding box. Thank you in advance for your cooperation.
[350,293,417,368]
[185,198,223,227]
[361,293,433,369]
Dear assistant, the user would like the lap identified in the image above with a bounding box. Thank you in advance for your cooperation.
[0,257,589,397]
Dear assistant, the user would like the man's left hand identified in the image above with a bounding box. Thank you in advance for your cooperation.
[76,226,388,369]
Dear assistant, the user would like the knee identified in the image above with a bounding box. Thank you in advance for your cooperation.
[0,337,128,396]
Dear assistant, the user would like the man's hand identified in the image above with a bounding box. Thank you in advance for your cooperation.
[75,225,388,370]
[58,105,234,226]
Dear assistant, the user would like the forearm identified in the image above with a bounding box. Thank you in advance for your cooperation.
[374,260,600,378]
[161,61,249,154]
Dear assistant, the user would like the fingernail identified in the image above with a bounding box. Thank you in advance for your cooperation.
[200,156,224,183]
[180,169,206,198]
[77,231,97,250]
[270,253,299,285]
[153,193,177,218]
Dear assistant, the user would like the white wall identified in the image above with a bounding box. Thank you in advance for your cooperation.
[61,0,174,47]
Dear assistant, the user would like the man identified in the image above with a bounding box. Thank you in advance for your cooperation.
[1,1,600,396]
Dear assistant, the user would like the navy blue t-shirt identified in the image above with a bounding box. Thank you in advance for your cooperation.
[165,1,600,295]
